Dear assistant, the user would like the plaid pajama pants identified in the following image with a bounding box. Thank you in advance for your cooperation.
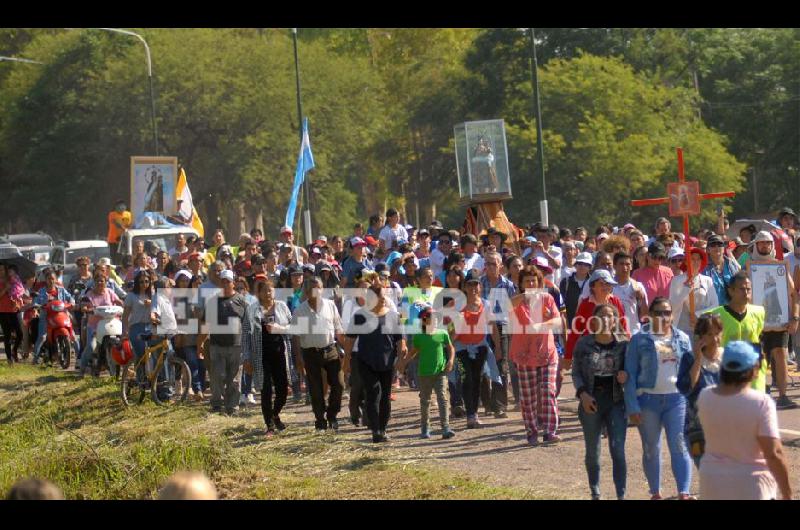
[517,363,559,438]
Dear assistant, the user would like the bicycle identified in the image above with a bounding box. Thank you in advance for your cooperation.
[120,333,191,406]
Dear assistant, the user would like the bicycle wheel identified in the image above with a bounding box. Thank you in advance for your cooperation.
[120,362,146,406]
[57,336,71,370]
[151,356,191,406]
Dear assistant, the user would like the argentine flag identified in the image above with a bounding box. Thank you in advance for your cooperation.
[285,118,315,229]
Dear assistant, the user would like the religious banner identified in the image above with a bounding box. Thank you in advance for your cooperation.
[667,181,701,217]
[130,156,178,224]
[748,260,792,330]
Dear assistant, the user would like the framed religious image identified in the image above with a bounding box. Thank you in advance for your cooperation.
[130,156,178,222]
[667,181,701,216]
[748,260,792,330]
[454,120,512,204]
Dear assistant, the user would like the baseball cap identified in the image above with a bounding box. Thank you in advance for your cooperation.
[464,270,481,284]
[349,236,367,248]
[302,264,316,275]
[287,264,304,276]
[706,235,725,247]
[531,256,553,275]
[429,220,444,230]
[575,252,594,266]
[174,269,193,283]
[667,247,685,260]
[364,235,379,247]
[219,269,235,282]
[317,262,332,272]
[418,228,430,236]
[311,247,322,256]
[280,226,293,235]
[721,341,760,372]
[623,223,636,231]
[588,269,618,286]
[596,232,610,242]
[97,257,112,267]
[779,207,798,219]
[753,230,774,244]
[648,241,667,257]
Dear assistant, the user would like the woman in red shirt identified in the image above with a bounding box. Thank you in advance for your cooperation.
[0,264,25,363]
[565,269,629,362]
[510,267,563,445]
[453,271,500,429]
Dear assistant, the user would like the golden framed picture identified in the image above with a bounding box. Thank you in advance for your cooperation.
[130,156,178,223]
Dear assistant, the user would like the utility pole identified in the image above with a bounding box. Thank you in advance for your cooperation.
[528,28,548,225]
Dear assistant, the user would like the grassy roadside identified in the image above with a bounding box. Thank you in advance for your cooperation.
[0,363,537,499]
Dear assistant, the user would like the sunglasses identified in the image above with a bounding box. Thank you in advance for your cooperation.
[651,309,672,317]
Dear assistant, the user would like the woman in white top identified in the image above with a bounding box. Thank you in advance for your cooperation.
[669,247,718,336]
[697,341,792,500]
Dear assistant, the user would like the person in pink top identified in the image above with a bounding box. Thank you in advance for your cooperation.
[632,241,674,303]
[509,267,563,446]
[697,341,792,500]
[78,267,123,376]
[0,264,25,363]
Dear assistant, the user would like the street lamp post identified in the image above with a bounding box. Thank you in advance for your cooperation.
[95,28,159,155]
[528,28,548,225]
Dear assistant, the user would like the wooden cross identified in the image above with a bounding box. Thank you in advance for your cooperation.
[631,147,736,315]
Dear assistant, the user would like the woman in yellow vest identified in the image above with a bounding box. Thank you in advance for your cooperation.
[704,271,768,391]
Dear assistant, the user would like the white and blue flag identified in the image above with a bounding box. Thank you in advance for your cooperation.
[284,118,315,229]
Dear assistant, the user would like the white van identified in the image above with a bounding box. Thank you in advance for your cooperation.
[117,227,200,263]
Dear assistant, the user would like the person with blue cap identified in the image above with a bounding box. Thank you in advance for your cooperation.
[697,341,792,500]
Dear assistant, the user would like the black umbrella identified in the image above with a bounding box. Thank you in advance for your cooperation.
[0,244,38,280]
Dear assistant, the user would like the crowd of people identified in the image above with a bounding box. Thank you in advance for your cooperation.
[2,204,800,500]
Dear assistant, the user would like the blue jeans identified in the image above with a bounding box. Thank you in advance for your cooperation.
[129,323,152,383]
[637,392,692,496]
[241,372,253,395]
[578,383,627,499]
[177,345,203,393]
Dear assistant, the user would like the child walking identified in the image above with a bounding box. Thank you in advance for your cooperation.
[400,307,457,440]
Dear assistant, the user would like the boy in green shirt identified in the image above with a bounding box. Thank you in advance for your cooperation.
[399,307,456,440]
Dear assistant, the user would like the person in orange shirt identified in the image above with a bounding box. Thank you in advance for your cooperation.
[108,200,132,263]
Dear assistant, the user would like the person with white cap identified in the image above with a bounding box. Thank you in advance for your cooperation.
[697,341,792,500]
[279,226,308,265]
[565,269,629,364]
[667,247,685,277]
[668,247,718,336]
[196,268,249,415]
[560,252,594,332]
[746,231,800,409]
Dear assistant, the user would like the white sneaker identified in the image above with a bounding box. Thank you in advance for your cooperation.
[247,393,257,405]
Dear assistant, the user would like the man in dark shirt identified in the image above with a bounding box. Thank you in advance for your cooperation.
[197,269,249,415]
[341,237,373,287]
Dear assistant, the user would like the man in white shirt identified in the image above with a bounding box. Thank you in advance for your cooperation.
[290,276,346,431]
[612,251,648,334]
[378,208,408,252]
[559,240,578,287]
[460,233,484,275]
[430,232,453,278]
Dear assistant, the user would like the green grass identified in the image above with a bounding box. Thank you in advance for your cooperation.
[0,363,536,499]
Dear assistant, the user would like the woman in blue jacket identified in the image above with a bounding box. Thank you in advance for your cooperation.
[624,297,694,500]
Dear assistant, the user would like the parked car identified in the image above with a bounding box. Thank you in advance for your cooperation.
[116,227,199,264]
[50,240,111,286]
[0,232,54,249]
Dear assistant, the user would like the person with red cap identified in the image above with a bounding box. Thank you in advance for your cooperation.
[668,247,718,336]
[279,226,308,265]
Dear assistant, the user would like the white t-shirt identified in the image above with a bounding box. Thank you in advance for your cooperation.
[698,387,780,500]
[430,248,447,277]
[668,273,719,335]
[378,224,409,250]
[613,278,647,334]
[648,334,679,394]
[464,252,485,275]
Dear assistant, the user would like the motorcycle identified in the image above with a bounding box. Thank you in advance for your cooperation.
[34,299,75,369]
[84,304,124,378]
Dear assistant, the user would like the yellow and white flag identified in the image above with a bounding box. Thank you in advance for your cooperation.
[176,167,205,238]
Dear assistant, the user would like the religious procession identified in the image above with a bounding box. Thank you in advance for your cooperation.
[1,28,799,502]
